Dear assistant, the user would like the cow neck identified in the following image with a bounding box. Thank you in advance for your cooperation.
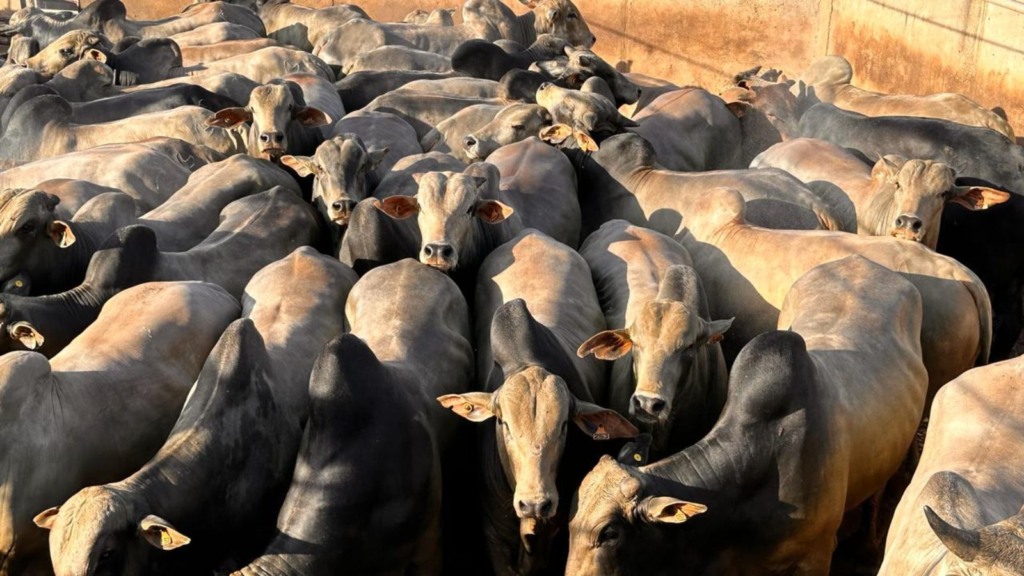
[513,11,539,46]
[41,220,99,294]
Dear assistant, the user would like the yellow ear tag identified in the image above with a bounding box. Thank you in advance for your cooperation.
[676,509,687,520]
[161,531,172,547]
[464,404,474,414]
[633,453,642,462]
[14,280,22,288]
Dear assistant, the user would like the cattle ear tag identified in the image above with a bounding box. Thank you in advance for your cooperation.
[592,424,610,441]
[574,130,599,152]
[48,221,75,248]
[140,515,191,551]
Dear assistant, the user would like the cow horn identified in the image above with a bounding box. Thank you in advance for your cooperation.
[924,506,981,562]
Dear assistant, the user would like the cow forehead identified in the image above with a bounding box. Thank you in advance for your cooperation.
[632,302,701,348]
[498,368,572,433]
[318,137,366,166]
[576,457,640,515]
[418,172,479,212]
[898,159,954,192]
[250,84,294,111]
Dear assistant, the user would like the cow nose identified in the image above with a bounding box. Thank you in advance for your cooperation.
[894,214,924,233]
[331,199,353,215]
[259,132,285,145]
[632,393,668,420]
[636,88,643,96]
[422,243,455,260]
[464,134,478,149]
[590,35,597,45]
[516,497,555,519]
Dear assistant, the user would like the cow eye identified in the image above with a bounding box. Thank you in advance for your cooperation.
[98,549,115,563]
[466,204,475,216]
[17,222,35,235]
[60,48,72,57]
[597,524,619,546]
[511,124,525,132]
[568,12,578,19]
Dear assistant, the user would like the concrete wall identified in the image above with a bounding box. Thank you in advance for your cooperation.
[111,0,1024,134]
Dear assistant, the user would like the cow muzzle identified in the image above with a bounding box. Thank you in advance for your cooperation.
[891,214,924,242]
[515,493,556,520]
[420,242,457,272]
[329,199,354,225]
[630,392,669,424]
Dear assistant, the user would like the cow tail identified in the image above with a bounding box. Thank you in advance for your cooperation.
[963,277,993,366]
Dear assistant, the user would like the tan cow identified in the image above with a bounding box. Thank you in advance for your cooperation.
[565,255,929,575]
[580,133,991,397]
[577,220,731,455]
[800,55,1015,140]
[0,281,239,575]
[752,137,1010,249]
[879,356,1024,575]
[180,38,279,67]
[440,229,634,576]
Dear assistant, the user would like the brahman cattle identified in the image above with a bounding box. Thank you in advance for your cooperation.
[440,229,634,575]
[577,220,730,455]
[0,1,1017,575]
[0,281,238,575]
[800,55,1016,140]
[565,256,928,576]
[879,356,1024,575]
[235,258,473,575]
[35,249,356,576]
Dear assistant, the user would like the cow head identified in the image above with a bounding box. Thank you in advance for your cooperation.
[206,81,330,162]
[536,82,637,147]
[282,134,388,226]
[577,266,732,444]
[34,486,190,576]
[47,60,117,102]
[870,156,1010,249]
[0,189,75,289]
[566,455,708,576]
[25,30,109,77]
[525,0,596,49]
[560,47,641,106]
[439,367,635,548]
[464,104,552,161]
[374,169,513,272]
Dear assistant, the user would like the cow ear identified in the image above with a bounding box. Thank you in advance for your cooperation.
[577,329,632,360]
[205,107,252,129]
[475,200,514,224]
[540,123,574,145]
[547,8,560,21]
[950,186,1011,210]
[573,402,639,440]
[574,129,599,152]
[33,507,60,530]
[9,321,44,351]
[84,48,107,63]
[699,318,734,346]
[373,196,420,220]
[437,392,495,423]
[293,106,330,127]
[279,155,317,177]
[411,172,427,185]
[366,147,389,171]
[140,515,191,551]
[871,155,902,183]
[724,100,751,119]
[49,220,75,248]
[640,497,707,524]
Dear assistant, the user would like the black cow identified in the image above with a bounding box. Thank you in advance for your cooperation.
[799,103,1024,195]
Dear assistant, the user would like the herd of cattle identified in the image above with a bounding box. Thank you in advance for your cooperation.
[0,0,1019,574]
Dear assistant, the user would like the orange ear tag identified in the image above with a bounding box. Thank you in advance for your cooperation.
[593,424,609,441]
